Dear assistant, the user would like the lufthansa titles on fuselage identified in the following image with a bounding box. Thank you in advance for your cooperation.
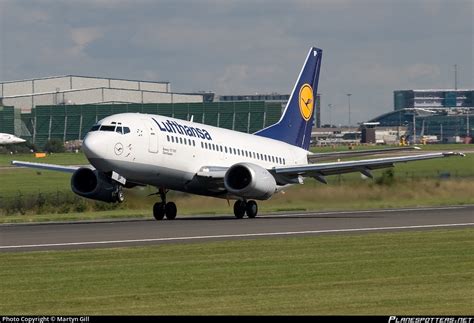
[153,118,212,140]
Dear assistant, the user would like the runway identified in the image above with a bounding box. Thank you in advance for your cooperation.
[1,205,473,252]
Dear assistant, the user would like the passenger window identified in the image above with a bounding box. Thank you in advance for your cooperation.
[184,138,187,145]
[179,137,183,144]
[167,135,170,142]
[225,147,228,153]
[201,142,204,148]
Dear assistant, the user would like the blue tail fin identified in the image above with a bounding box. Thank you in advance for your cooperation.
[254,47,322,150]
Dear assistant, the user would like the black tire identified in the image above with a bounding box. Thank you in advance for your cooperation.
[116,186,125,203]
[153,202,165,220]
[233,200,246,219]
[246,200,258,218]
[165,202,177,220]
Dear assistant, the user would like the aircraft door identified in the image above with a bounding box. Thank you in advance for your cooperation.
[145,120,159,153]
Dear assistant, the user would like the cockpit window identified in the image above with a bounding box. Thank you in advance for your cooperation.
[92,124,130,134]
[99,125,116,132]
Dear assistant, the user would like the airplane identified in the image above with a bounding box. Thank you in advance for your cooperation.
[12,46,464,220]
[0,133,26,145]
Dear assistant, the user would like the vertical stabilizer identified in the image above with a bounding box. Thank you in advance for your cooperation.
[254,47,322,150]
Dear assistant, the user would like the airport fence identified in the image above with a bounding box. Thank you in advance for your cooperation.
[1,101,283,148]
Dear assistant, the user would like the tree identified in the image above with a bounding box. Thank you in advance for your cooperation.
[44,139,65,153]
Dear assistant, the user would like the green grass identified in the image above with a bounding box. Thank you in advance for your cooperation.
[0,149,472,222]
[1,178,474,223]
[0,228,472,315]
[1,153,472,198]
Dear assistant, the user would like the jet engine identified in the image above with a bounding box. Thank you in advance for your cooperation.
[224,163,277,200]
[71,168,124,203]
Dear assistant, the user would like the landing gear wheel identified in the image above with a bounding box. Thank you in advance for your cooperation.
[246,200,258,218]
[116,186,125,203]
[153,202,165,220]
[165,202,177,220]
[233,200,246,219]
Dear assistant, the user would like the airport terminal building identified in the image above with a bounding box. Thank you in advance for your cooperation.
[369,89,473,143]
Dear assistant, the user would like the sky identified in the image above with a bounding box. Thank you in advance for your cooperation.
[0,0,472,125]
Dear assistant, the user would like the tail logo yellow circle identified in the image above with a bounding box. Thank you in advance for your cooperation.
[299,83,314,121]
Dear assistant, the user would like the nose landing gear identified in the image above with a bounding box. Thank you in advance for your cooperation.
[152,188,177,220]
[233,200,258,219]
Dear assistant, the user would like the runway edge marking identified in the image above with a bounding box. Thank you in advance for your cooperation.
[1,222,474,250]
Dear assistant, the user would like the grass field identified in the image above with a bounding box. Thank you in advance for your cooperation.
[3,177,474,223]
[1,152,472,198]
[0,148,472,222]
[0,156,472,222]
[0,228,472,315]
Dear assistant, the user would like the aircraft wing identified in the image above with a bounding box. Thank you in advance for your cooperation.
[307,146,420,162]
[272,152,465,184]
[11,161,92,173]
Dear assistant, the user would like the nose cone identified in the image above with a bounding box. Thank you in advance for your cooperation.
[82,132,115,172]
[14,137,26,144]
[82,132,104,159]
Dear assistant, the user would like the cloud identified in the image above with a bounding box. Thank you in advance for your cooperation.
[0,0,472,124]
[70,27,105,56]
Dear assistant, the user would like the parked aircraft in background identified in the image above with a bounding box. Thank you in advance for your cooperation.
[12,47,464,220]
[0,133,26,145]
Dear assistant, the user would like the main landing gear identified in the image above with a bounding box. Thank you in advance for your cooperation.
[233,200,258,219]
[153,188,177,220]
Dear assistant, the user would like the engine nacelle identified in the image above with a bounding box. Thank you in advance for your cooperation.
[71,168,123,203]
[224,163,277,200]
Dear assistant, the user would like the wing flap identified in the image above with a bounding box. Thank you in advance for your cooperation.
[307,146,420,162]
[274,152,464,178]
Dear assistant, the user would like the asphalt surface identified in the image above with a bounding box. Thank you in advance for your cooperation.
[1,205,473,252]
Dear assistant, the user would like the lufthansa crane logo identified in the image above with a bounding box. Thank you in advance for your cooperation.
[114,142,124,156]
[299,83,314,122]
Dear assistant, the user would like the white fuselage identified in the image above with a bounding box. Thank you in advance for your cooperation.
[82,113,308,198]
[0,133,26,145]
